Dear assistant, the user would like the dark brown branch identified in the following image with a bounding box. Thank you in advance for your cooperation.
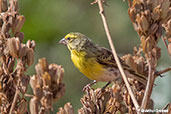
[155,67,171,78]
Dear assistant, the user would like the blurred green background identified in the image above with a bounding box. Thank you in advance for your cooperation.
[18,0,171,113]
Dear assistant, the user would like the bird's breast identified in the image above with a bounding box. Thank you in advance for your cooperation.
[70,50,104,80]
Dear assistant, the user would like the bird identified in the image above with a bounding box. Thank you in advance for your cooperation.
[59,32,147,90]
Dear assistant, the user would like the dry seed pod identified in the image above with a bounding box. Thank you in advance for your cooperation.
[2,21,11,34]
[18,44,27,57]
[57,107,65,114]
[53,84,65,102]
[78,108,84,114]
[48,64,64,84]
[57,102,74,114]
[26,48,34,66]
[148,24,158,35]
[26,40,36,50]
[124,54,137,72]
[141,36,146,52]
[7,37,20,58]
[160,0,170,19]
[79,88,111,114]
[26,40,31,48]
[144,10,151,23]
[42,72,51,86]
[15,32,24,42]
[0,0,8,13]
[63,103,74,114]
[105,98,123,113]
[41,93,53,109]
[56,67,64,84]
[12,15,25,34]
[152,5,161,21]
[139,14,149,32]
[136,63,145,75]
[145,37,153,52]
[35,58,48,76]
[141,36,155,53]
[31,40,36,50]
[163,7,171,23]
[132,0,142,13]
[165,19,171,36]
[151,0,160,9]
[128,8,136,23]
[9,0,18,12]
[19,75,30,94]
[14,0,19,12]
[136,14,141,25]
[16,99,27,114]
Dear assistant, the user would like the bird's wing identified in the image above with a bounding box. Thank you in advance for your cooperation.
[96,47,147,84]
[96,47,129,69]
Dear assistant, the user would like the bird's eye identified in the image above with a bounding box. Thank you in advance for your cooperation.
[67,37,71,40]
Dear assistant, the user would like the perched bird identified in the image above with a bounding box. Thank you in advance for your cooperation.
[59,32,147,89]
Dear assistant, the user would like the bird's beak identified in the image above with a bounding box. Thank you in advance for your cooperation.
[59,38,67,45]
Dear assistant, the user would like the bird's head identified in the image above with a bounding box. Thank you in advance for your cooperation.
[59,32,89,51]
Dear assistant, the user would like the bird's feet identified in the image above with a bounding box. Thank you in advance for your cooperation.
[82,80,97,92]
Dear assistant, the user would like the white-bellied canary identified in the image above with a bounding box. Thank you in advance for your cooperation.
[59,32,147,89]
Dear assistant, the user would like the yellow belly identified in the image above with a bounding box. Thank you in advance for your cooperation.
[71,50,104,80]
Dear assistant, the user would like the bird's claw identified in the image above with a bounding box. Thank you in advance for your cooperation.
[82,80,97,92]
[82,84,91,93]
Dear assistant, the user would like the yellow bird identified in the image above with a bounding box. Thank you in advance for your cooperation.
[59,32,147,89]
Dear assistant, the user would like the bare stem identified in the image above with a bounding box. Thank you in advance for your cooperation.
[24,93,34,98]
[162,102,170,110]
[9,84,19,114]
[162,36,171,59]
[96,0,140,112]
[155,67,171,78]
[141,57,155,109]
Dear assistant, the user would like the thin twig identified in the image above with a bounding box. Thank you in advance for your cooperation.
[162,36,171,59]
[9,84,19,114]
[24,93,34,98]
[141,57,155,109]
[162,102,170,110]
[155,67,171,78]
[142,53,171,109]
[96,0,140,112]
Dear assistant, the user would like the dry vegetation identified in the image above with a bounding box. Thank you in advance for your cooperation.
[0,0,170,114]
[0,0,65,113]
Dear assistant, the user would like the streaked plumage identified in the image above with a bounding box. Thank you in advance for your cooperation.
[59,32,147,85]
